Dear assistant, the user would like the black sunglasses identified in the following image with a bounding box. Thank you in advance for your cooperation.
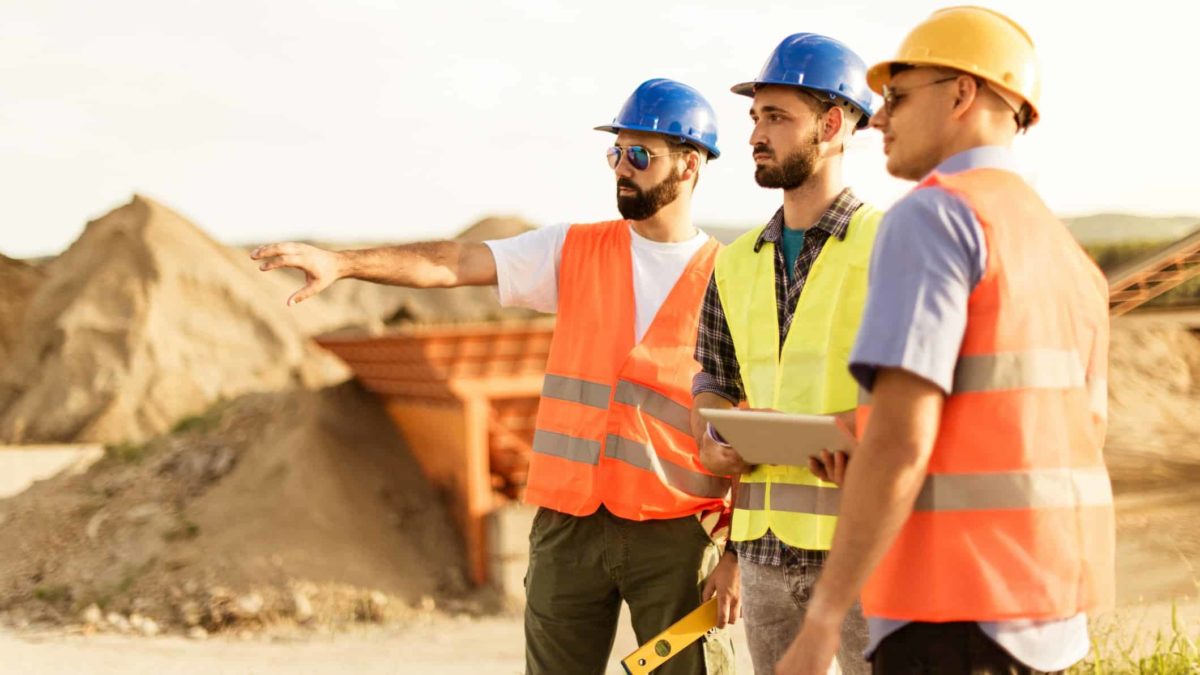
[880,76,959,115]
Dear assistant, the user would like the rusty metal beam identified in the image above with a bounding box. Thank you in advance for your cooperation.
[1107,226,1200,316]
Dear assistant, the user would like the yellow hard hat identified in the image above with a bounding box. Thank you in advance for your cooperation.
[867,6,1041,125]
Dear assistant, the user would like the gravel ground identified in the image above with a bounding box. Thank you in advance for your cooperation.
[0,605,756,675]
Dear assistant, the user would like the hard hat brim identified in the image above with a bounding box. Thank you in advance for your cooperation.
[594,123,721,159]
[866,58,1040,123]
[728,80,873,129]
[865,61,896,95]
[729,82,756,97]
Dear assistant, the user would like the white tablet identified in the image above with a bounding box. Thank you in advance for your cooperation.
[698,409,855,467]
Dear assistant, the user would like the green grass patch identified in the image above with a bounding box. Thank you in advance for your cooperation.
[1073,605,1200,673]
[171,415,210,435]
[170,406,224,435]
[104,441,147,463]
[33,584,71,604]
[163,519,201,542]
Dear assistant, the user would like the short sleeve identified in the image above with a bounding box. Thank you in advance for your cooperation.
[849,188,987,394]
[483,223,569,313]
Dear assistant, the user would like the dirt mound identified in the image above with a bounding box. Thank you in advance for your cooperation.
[0,196,356,445]
[0,254,45,366]
[1104,318,1200,611]
[379,288,543,328]
[0,383,473,633]
[454,215,535,243]
[313,282,541,335]
[1105,317,1200,486]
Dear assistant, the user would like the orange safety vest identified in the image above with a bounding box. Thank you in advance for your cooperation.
[858,168,1115,622]
[524,220,731,520]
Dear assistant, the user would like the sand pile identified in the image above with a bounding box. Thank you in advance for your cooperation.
[1104,317,1200,486]
[0,254,45,366]
[454,215,534,243]
[314,279,541,334]
[0,202,545,635]
[0,383,471,634]
[0,196,368,445]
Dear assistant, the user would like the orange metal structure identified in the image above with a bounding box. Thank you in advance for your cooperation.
[316,318,554,585]
[1107,227,1200,316]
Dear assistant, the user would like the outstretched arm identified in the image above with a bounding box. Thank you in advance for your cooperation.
[250,240,497,305]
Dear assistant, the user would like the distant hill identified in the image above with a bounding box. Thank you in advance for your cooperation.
[1063,214,1199,245]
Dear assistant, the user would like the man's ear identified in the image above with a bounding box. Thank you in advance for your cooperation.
[951,76,980,118]
[681,150,701,181]
[822,105,846,144]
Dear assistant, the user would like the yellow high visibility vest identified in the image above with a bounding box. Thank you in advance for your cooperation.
[715,204,882,550]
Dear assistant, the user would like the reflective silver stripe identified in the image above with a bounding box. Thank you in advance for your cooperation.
[532,430,601,465]
[769,483,842,516]
[605,434,731,499]
[541,374,612,409]
[913,467,1113,512]
[733,481,839,516]
[613,381,692,436]
[952,350,1086,394]
[1088,376,1108,420]
[735,481,766,510]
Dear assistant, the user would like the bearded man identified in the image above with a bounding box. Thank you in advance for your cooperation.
[254,78,736,675]
[690,34,882,675]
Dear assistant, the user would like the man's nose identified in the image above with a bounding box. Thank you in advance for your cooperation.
[749,121,768,148]
[614,155,636,178]
[870,106,889,131]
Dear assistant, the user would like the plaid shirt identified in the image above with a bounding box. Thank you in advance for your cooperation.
[693,188,863,567]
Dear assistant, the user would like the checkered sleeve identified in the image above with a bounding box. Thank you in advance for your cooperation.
[692,274,745,404]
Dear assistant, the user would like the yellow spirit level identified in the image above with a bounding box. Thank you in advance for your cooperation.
[620,598,718,675]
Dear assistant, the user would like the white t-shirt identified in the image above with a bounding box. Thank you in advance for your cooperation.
[484,223,710,343]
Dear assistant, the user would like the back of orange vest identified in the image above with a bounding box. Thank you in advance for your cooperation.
[860,169,1114,622]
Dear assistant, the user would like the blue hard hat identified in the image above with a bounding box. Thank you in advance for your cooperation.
[595,78,720,159]
[731,33,875,129]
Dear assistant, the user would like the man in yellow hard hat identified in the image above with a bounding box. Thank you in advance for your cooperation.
[775,7,1114,675]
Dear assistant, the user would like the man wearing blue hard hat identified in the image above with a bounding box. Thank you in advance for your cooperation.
[253,78,734,674]
[690,33,881,675]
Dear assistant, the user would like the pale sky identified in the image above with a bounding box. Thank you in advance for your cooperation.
[2,0,1195,258]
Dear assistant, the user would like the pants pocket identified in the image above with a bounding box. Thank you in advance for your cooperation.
[701,630,737,675]
[688,513,717,547]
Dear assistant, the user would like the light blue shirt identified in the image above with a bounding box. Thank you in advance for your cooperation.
[848,146,1090,671]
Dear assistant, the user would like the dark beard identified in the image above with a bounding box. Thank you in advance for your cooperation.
[754,134,820,190]
[616,170,682,221]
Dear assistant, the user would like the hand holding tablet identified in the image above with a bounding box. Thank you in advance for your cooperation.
[698,408,856,470]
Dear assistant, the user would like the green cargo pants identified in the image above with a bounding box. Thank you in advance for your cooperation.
[524,505,735,675]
